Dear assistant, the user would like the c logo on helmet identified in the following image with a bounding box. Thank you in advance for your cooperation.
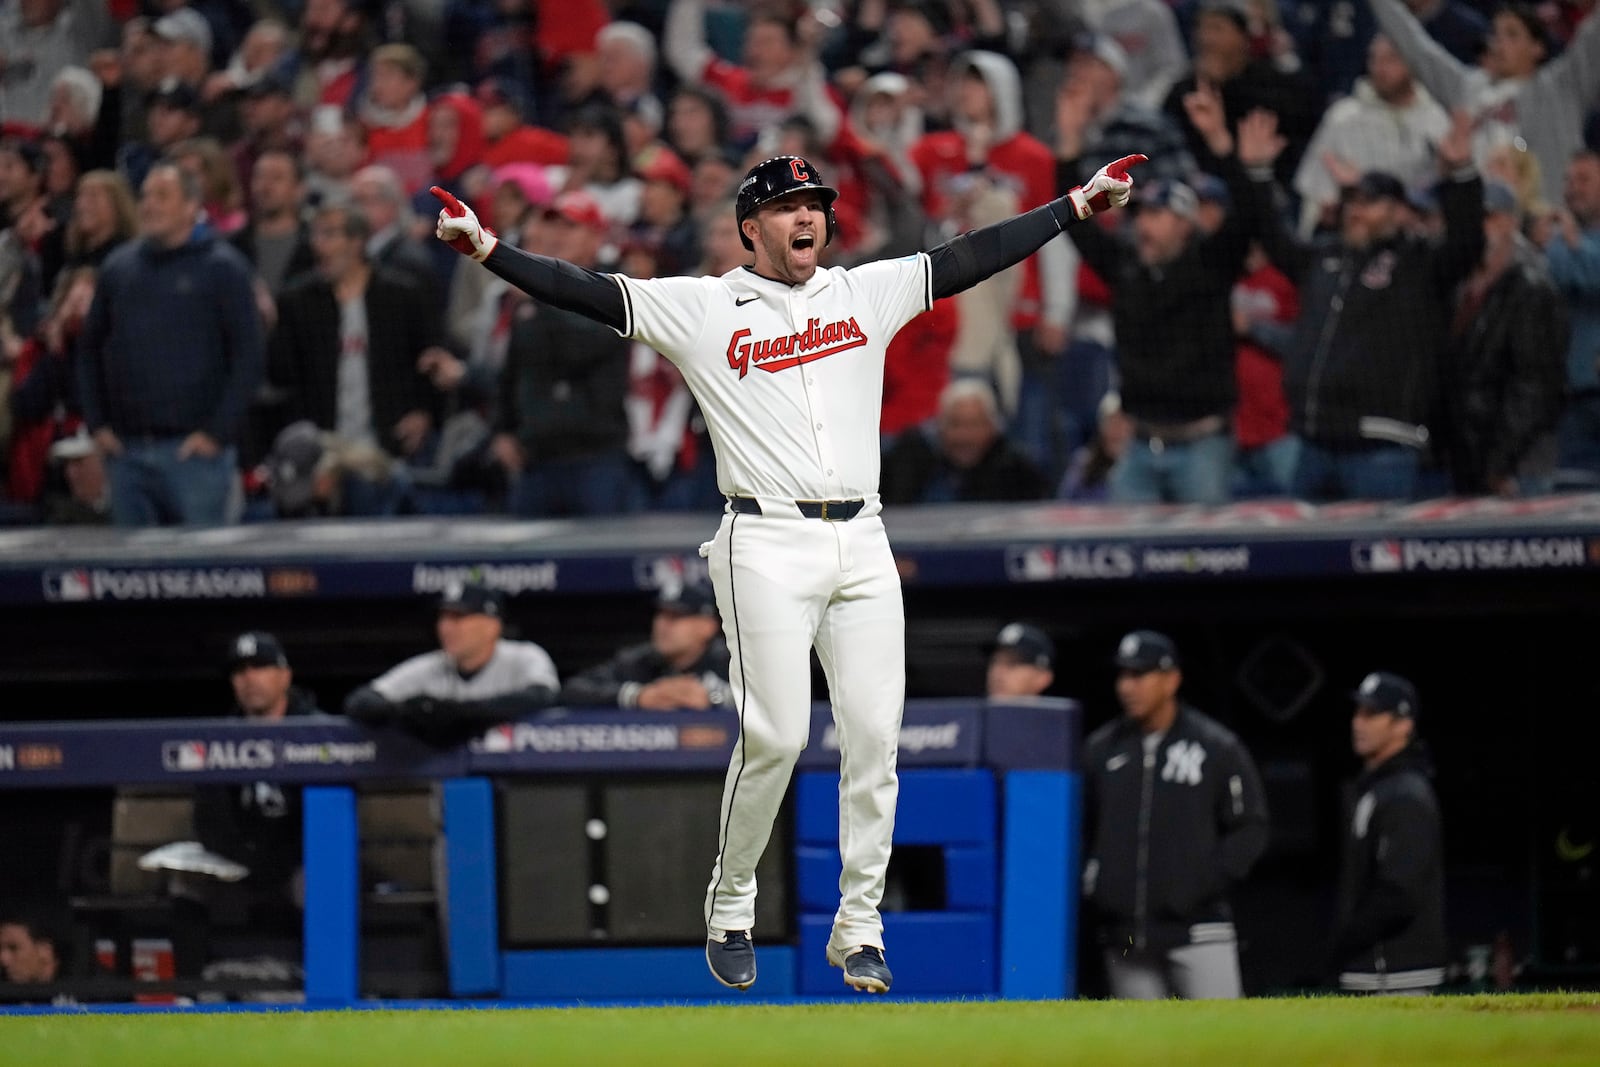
[789,158,810,182]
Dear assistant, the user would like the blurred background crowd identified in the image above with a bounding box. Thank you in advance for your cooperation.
[0,0,1596,526]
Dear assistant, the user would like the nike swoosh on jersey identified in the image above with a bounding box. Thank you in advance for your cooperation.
[735,294,759,306]
[1105,753,1130,772]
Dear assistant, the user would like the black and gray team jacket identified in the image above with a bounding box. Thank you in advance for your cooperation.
[1082,705,1270,952]
[1332,744,1448,991]
[558,638,733,710]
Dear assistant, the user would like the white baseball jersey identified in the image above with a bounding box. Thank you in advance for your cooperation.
[613,254,933,961]
[451,163,1103,982]
[370,640,559,703]
[613,254,933,506]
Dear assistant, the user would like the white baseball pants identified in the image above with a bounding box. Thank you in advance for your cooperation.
[1103,941,1243,999]
[702,505,905,953]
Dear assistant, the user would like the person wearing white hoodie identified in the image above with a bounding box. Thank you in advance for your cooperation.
[1077,0,1190,113]
[1293,34,1450,236]
[849,71,924,197]
[911,49,1077,472]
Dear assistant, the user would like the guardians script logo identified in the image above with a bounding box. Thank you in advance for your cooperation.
[725,318,868,378]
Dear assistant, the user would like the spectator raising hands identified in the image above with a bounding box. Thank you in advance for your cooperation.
[1369,0,1600,204]
[1227,102,1485,503]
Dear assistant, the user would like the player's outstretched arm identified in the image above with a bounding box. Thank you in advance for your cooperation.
[928,155,1144,300]
[431,187,628,332]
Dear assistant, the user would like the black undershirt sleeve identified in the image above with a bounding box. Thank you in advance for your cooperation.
[928,198,1077,301]
[342,685,397,722]
[449,685,559,722]
[480,243,628,331]
[479,198,1073,321]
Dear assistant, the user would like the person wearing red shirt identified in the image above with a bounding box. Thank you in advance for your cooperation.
[880,297,957,440]
[4,266,95,509]
[424,92,487,195]
[1190,172,1300,498]
[911,51,1072,348]
[292,0,369,110]
[532,0,608,73]
[476,79,569,170]
[359,44,430,194]
[1230,244,1299,497]
[663,0,841,149]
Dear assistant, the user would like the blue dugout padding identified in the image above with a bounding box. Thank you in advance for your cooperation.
[302,786,359,1004]
[796,769,1001,996]
[0,699,1080,1005]
[1000,770,1078,999]
[501,946,797,999]
[795,769,998,845]
[793,843,997,912]
[443,778,501,996]
[796,913,995,996]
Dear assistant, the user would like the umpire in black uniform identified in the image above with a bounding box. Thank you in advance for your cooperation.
[1082,630,1270,998]
[1330,671,1447,994]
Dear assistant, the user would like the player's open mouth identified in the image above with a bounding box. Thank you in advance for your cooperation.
[792,233,815,251]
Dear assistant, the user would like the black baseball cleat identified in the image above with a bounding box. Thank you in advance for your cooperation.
[827,944,892,994]
[706,929,757,990]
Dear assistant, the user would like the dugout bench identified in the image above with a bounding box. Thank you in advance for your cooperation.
[0,699,1080,1004]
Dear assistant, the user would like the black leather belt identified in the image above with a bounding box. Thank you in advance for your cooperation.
[728,496,865,521]
[1133,413,1229,446]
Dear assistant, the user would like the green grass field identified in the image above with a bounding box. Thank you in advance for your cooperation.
[4,994,1599,1067]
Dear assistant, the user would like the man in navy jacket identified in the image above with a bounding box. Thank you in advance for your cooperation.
[78,162,264,526]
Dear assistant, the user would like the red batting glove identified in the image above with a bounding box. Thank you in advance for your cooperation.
[1066,154,1148,221]
[431,186,499,262]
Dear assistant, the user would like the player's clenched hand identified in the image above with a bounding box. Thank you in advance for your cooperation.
[431,186,498,261]
[1065,154,1147,221]
[638,676,713,711]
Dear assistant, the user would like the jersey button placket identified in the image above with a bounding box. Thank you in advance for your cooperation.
[794,290,842,496]
[810,385,843,497]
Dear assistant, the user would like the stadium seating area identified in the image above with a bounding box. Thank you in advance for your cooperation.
[0,0,1597,526]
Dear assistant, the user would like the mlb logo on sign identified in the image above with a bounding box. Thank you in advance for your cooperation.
[162,741,206,772]
[1005,546,1055,582]
[1351,541,1402,573]
[633,553,708,593]
[479,725,514,754]
[43,570,92,602]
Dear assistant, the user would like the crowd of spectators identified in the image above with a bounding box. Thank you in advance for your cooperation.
[0,0,1597,525]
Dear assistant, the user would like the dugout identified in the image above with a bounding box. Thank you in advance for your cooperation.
[0,701,1079,1003]
[0,498,1598,995]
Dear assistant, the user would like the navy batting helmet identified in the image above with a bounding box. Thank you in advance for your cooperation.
[735,155,838,251]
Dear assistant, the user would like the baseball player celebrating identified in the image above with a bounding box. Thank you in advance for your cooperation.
[432,151,1142,994]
